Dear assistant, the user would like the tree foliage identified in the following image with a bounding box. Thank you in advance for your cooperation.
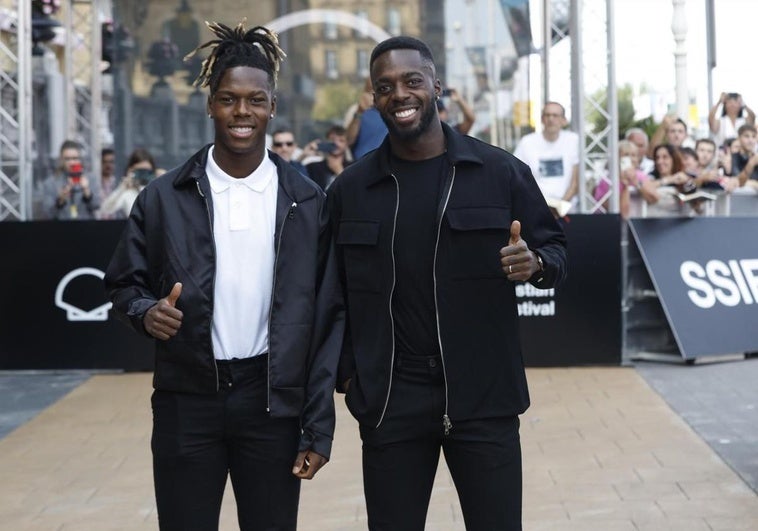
[312,81,362,123]
[585,83,637,137]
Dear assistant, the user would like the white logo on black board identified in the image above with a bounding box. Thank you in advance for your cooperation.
[55,267,113,321]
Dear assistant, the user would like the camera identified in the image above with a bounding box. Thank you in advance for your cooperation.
[441,88,452,97]
[132,168,156,186]
[68,162,83,185]
[316,141,337,153]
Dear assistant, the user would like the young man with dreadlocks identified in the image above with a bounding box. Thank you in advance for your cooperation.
[105,21,344,530]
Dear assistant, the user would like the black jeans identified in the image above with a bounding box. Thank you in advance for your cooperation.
[151,355,301,531]
[359,354,522,531]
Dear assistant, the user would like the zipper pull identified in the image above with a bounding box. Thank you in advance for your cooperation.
[443,414,452,436]
[195,180,205,198]
[288,201,297,219]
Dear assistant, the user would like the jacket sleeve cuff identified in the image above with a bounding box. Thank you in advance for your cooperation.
[299,429,333,461]
[126,298,158,337]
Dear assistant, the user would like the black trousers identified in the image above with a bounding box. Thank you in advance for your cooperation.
[359,355,522,531]
[151,355,301,531]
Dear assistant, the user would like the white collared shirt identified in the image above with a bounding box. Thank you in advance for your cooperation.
[206,146,278,360]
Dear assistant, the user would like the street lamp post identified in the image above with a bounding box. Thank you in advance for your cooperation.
[672,0,689,120]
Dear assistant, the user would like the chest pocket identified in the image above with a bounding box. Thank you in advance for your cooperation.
[445,206,511,279]
[337,220,381,293]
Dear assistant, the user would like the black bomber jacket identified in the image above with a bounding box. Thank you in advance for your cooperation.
[104,145,345,458]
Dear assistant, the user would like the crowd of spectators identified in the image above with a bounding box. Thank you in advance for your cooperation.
[34,142,165,221]
[591,91,758,218]
[36,87,756,223]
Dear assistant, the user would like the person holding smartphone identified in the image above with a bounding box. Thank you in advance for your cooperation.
[305,124,352,190]
[40,139,100,220]
[99,147,160,219]
[709,92,756,148]
[436,87,476,135]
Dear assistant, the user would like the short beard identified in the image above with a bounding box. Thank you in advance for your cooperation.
[380,101,438,142]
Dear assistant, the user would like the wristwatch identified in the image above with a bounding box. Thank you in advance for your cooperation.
[533,250,544,283]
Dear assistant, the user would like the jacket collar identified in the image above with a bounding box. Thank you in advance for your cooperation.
[172,144,318,204]
[367,122,484,186]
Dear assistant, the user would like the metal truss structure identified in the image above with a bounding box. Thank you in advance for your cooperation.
[570,0,619,214]
[0,1,32,220]
[0,0,104,221]
[64,0,104,191]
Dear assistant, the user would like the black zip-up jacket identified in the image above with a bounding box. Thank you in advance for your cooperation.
[327,123,567,429]
[104,145,345,458]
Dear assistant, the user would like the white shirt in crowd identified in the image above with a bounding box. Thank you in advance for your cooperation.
[206,146,278,361]
[713,115,746,149]
[514,129,579,208]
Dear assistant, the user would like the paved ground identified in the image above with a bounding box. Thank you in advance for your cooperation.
[635,357,758,494]
[1,361,758,530]
[0,371,90,439]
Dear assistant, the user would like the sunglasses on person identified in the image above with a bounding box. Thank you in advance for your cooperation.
[273,141,294,147]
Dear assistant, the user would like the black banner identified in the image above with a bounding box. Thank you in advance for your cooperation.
[629,217,758,359]
[0,216,622,370]
[519,214,622,366]
[0,221,153,371]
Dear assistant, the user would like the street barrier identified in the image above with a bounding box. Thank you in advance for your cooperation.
[0,215,624,369]
[1,221,153,371]
[628,217,758,360]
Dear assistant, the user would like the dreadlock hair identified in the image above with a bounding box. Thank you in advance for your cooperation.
[185,20,286,95]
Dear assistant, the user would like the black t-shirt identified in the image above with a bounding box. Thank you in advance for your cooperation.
[306,158,352,190]
[390,152,448,358]
[730,152,758,180]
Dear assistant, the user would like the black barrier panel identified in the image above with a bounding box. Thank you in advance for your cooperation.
[0,221,153,370]
[519,214,622,366]
[1,216,622,370]
[629,217,758,359]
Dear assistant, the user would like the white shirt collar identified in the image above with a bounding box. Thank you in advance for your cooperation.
[206,145,276,194]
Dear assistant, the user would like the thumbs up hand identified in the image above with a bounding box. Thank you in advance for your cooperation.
[144,282,184,340]
[509,220,522,246]
[166,282,182,307]
[499,220,539,281]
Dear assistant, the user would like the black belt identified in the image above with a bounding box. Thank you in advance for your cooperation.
[216,353,268,367]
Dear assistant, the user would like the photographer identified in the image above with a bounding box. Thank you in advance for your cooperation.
[436,87,476,135]
[41,140,100,220]
[99,148,160,219]
[305,125,352,190]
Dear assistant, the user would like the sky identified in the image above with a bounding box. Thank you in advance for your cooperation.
[614,0,754,120]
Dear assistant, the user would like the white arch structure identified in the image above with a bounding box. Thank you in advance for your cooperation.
[266,9,391,43]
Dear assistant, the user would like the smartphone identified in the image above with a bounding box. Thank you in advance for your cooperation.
[317,141,337,153]
[619,156,633,171]
[132,168,156,186]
